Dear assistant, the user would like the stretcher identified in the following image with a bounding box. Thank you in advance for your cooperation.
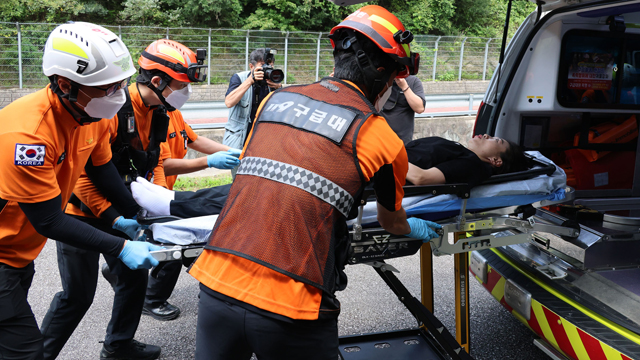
[139,152,574,262]
[136,151,576,359]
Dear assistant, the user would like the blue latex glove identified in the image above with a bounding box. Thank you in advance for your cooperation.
[112,217,145,240]
[406,218,442,242]
[227,148,242,157]
[118,241,163,270]
[207,150,241,169]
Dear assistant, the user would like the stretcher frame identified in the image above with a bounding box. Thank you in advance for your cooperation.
[344,184,575,356]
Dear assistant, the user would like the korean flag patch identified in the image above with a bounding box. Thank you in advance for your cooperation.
[15,144,46,166]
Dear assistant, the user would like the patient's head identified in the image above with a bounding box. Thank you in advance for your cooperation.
[468,134,528,175]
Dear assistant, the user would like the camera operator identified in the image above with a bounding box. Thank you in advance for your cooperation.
[223,48,283,160]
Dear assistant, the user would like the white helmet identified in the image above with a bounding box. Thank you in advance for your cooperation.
[43,22,136,86]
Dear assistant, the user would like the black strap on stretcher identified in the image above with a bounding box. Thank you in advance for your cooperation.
[361,183,472,205]
[373,261,473,360]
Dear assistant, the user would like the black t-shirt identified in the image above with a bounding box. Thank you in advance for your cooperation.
[225,73,271,127]
[406,137,493,187]
[380,75,426,144]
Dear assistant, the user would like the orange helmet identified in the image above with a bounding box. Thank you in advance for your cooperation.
[329,5,419,78]
[138,39,207,83]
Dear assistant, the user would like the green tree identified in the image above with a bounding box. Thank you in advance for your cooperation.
[0,0,109,23]
[1,0,538,38]
[450,0,536,38]
[241,0,359,31]
[163,0,244,28]
[375,0,456,35]
[119,0,170,26]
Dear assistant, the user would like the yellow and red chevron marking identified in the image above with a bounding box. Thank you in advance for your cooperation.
[470,261,635,360]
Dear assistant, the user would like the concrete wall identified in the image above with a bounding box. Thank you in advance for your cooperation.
[0,88,43,109]
[421,81,489,95]
[0,81,489,109]
[186,116,476,160]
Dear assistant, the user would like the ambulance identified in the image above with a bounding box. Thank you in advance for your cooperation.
[472,1,640,359]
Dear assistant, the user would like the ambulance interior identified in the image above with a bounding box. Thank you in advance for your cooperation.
[489,3,640,335]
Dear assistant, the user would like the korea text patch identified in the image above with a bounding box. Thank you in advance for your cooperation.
[15,144,46,166]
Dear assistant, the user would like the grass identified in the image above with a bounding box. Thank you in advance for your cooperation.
[173,174,233,192]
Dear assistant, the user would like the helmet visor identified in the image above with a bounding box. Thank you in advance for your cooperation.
[187,64,207,82]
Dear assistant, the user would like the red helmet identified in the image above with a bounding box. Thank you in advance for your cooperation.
[138,39,207,83]
[330,5,419,78]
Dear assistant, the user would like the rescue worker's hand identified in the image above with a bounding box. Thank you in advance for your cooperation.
[227,148,242,158]
[118,241,163,270]
[112,216,146,240]
[406,218,442,242]
[207,150,241,169]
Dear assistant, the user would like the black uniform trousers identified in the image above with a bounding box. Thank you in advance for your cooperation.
[144,184,231,306]
[169,184,231,218]
[0,261,43,360]
[40,215,148,360]
[195,286,339,360]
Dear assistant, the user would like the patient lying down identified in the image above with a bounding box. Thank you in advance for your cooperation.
[132,135,527,218]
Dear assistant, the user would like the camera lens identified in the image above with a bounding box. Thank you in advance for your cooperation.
[269,69,285,84]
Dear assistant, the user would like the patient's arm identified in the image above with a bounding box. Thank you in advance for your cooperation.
[376,202,411,235]
[406,163,446,185]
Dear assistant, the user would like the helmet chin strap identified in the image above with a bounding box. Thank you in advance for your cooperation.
[49,76,102,125]
[68,101,103,124]
[332,29,392,105]
[145,82,175,112]
[138,69,176,111]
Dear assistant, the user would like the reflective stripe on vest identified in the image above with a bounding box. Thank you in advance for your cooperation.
[237,156,354,217]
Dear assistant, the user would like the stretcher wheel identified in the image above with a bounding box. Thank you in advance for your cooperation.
[560,219,581,240]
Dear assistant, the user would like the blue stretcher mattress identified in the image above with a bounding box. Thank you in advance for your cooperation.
[351,151,567,226]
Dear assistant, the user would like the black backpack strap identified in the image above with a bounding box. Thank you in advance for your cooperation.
[148,106,170,150]
[110,86,170,181]
[114,86,137,149]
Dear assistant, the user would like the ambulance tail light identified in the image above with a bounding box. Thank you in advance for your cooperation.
[473,101,493,136]
[473,101,484,135]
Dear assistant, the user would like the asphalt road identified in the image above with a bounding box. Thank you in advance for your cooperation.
[27,240,549,359]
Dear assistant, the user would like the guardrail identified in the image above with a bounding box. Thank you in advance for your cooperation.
[418,93,484,118]
[187,93,485,129]
[1,22,503,89]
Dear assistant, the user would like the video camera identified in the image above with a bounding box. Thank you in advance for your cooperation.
[257,48,284,85]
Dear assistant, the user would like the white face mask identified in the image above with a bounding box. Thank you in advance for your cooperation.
[165,84,192,110]
[374,84,393,112]
[79,88,126,120]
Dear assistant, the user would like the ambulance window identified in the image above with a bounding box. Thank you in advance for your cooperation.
[558,31,622,107]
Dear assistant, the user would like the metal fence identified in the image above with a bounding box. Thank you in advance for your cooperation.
[0,22,503,89]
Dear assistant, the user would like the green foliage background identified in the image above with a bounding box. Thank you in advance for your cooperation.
[0,0,535,38]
